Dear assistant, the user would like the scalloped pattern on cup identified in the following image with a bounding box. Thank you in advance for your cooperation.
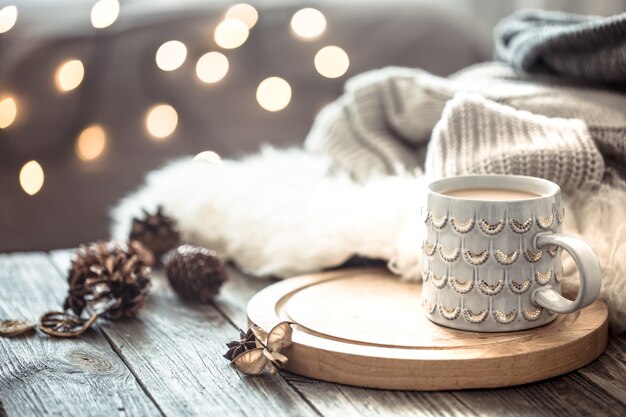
[431,274,448,289]
[439,305,460,320]
[494,249,520,266]
[508,278,531,294]
[450,217,475,234]
[463,249,489,265]
[537,214,554,230]
[422,241,436,257]
[535,270,552,285]
[522,307,543,321]
[524,249,543,263]
[478,219,505,235]
[439,245,461,263]
[510,218,532,234]
[449,277,474,294]
[463,308,489,324]
[431,214,448,230]
[493,309,517,324]
[477,279,504,296]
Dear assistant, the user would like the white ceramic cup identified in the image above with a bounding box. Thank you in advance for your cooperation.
[421,175,601,332]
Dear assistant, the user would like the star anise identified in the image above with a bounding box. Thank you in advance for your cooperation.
[226,322,293,376]
[224,328,258,360]
[38,311,98,338]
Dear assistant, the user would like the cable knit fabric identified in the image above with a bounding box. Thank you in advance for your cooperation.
[494,10,626,85]
[305,62,626,190]
[425,92,605,189]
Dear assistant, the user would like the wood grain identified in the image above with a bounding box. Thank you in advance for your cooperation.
[0,253,161,417]
[576,335,626,407]
[282,372,477,417]
[49,250,319,417]
[447,373,626,417]
[2,252,624,416]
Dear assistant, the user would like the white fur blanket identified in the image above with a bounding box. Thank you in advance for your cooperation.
[111,147,626,332]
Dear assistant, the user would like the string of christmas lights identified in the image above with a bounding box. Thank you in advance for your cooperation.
[0,2,350,197]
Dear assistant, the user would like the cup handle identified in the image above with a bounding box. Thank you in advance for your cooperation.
[532,232,602,314]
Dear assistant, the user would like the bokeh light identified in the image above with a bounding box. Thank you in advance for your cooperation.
[0,5,17,34]
[314,46,350,78]
[19,160,44,196]
[55,59,85,92]
[146,104,178,139]
[225,4,258,29]
[0,96,17,129]
[290,8,326,39]
[91,0,120,29]
[76,125,107,161]
[256,77,291,112]
[196,52,229,84]
[155,40,187,71]
[194,151,223,164]
[214,19,249,49]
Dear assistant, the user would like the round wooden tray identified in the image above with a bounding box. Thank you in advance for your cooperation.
[247,267,608,390]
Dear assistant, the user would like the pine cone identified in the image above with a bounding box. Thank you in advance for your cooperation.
[129,206,180,263]
[224,328,257,361]
[64,240,153,320]
[165,245,227,302]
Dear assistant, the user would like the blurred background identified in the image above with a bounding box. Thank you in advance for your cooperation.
[1,0,625,252]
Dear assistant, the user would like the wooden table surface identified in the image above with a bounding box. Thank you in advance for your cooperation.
[1,251,625,417]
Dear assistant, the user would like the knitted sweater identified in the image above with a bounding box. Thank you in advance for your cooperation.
[494,10,626,85]
[304,62,626,191]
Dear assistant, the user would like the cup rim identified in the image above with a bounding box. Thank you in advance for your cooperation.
[428,175,560,203]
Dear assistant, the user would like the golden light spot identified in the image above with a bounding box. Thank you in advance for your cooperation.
[256,77,291,112]
[196,52,229,84]
[145,104,178,139]
[155,40,187,71]
[90,0,119,29]
[0,96,17,129]
[214,19,249,49]
[19,160,44,196]
[290,8,326,39]
[55,59,84,92]
[76,125,106,161]
[314,46,349,78]
[193,151,222,164]
[0,5,17,34]
[225,4,258,29]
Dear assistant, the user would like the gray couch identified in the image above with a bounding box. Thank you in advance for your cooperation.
[0,1,489,251]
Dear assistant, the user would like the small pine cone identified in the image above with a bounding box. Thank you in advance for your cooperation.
[65,240,153,320]
[165,245,228,302]
[129,206,181,263]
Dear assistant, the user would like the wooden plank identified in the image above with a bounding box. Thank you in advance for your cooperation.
[50,250,320,417]
[448,373,626,417]
[283,372,477,417]
[0,253,161,417]
[217,266,626,416]
[575,334,626,407]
